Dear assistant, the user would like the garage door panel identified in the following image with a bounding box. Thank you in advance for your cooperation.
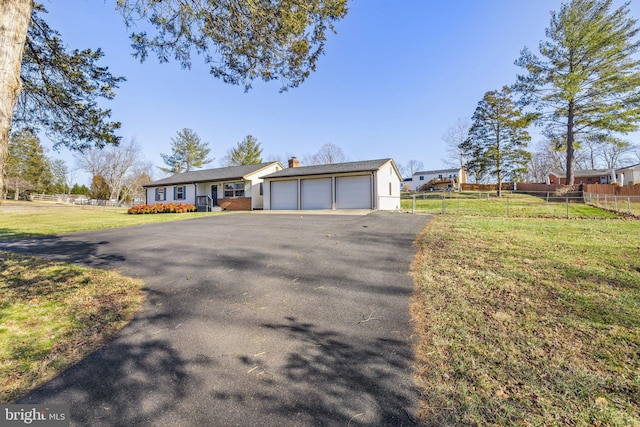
[271,180,298,210]
[336,176,371,209]
[302,178,332,210]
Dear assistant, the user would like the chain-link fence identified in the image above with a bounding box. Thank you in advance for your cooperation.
[583,192,640,216]
[402,191,619,219]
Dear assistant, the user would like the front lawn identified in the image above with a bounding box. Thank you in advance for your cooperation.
[0,201,218,240]
[0,251,144,402]
[411,216,640,425]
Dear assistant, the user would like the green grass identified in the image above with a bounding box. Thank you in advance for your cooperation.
[584,194,640,216]
[0,201,210,401]
[402,192,621,218]
[411,215,640,425]
[0,250,144,402]
[0,201,219,239]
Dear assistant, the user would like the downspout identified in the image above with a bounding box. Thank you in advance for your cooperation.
[331,176,336,210]
[371,171,376,210]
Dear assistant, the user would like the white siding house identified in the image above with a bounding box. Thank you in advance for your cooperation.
[411,167,466,191]
[617,163,640,185]
[144,162,283,211]
[262,158,401,211]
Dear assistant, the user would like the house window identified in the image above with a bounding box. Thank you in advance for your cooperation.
[155,187,166,201]
[175,185,186,200]
[224,182,245,198]
[389,182,392,195]
[419,176,424,181]
[259,182,263,196]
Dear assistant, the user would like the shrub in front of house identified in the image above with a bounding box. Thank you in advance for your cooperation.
[127,203,196,214]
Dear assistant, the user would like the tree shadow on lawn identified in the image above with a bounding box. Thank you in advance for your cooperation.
[0,228,45,241]
[0,236,125,267]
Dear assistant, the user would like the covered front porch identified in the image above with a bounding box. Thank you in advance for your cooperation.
[193,181,256,212]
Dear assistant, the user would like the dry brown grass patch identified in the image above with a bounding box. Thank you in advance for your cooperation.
[411,216,640,426]
[0,250,144,402]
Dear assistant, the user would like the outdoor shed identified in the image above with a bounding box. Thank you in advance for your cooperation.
[262,158,401,211]
[143,162,283,211]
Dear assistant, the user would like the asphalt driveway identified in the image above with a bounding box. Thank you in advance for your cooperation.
[1,212,430,426]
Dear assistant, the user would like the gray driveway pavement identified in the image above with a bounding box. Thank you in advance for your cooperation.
[1,212,430,426]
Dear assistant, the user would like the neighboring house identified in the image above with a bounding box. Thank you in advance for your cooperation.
[143,162,284,211]
[411,167,466,191]
[548,163,640,185]
[262,158,401,210]
[402,177,412,192]
[618,163,640,185]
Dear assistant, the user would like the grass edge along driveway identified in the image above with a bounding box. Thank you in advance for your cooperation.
[411,216,640,426]
[0,251,144,403]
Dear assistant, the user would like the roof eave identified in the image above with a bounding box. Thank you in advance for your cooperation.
[264,168,379,180]
[143,176,246,187]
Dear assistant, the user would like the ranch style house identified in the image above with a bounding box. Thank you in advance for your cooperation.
[143,158,402,211]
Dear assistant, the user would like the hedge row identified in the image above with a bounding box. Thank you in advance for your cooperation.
[127,203,197,214]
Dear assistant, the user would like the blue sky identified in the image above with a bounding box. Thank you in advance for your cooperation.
[41,0,640,183]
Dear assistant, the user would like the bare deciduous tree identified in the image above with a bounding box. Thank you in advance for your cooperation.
[597,136,635,169]
[76,138,143,202]
[397,160,425,180]
[442,118,470,169]
[304,143,348,165]
[121,160,153,203]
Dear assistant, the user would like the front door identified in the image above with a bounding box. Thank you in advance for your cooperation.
[211,185,218,206]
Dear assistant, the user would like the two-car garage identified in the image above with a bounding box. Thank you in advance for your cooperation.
[262,159,401,211]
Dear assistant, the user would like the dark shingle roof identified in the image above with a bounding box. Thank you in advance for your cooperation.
[262,159,393,179]
[550,163,640,178]
[144,162,279,187]
[414,168,460,176]
[550,169,610,178]
[618,162,640,171]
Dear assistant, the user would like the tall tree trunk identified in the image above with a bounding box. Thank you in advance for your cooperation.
[566,101,575,186]
[0,0,32,202]
[496,130,502,198]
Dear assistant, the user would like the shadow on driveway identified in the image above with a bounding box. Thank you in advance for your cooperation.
[2,212,430,426]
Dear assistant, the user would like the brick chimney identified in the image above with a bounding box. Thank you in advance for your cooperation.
[288,157,300,168]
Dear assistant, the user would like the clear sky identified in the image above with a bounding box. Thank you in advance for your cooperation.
[40,0,640,184]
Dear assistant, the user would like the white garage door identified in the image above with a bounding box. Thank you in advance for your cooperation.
[302,178,332,210]
[336,175,372,209]
[270,180,298,210]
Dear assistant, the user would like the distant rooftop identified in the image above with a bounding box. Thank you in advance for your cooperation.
[550,163,640,178]
[413,167,460,176]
